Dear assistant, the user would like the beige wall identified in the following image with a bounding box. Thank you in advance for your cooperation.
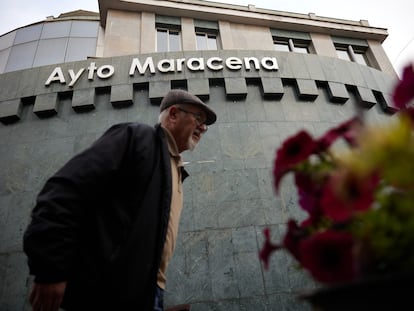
[140,12,156,54]
[95,26,106,58]
[181,17,196,50]
[367,40,397,76]
[219,22,274,50]
[218,21,234,50]
[103,9,141,57]
[310,33,337,58]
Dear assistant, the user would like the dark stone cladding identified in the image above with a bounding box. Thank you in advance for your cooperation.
[0,50,398,124]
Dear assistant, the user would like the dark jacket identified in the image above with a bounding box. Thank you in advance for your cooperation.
[23,122,187,310]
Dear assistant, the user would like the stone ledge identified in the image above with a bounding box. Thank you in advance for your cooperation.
[72,88,95,112]
[296,79,318,101]
[110,84,134,108]
[33,93,58,118]
[1,78,392,124]
[224,78,247,100]
[0,99,22,124]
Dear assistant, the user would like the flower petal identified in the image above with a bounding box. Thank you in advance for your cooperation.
[393,63,414,109]
[317,117,362,151]
[299,230,356,284]
[320,170,379,222]
[259,228,280,269]
[274,131,316,191]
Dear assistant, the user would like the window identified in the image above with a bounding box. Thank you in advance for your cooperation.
[156,15,182,52]
[156,28,181,52]
[196,32,217,50]
[33,38,66,66]
[195,20,219,51]
[352,48,368,66]
[293,43,309,54]
[273,39,290,52]
[273,38,309,53]
[271,29,311,54]
[332,36,369,66]
[1,20,99,73]
[336,47,351,61]
[335,44,368,65]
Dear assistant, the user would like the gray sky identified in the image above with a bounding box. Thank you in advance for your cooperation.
[1,0,413,76]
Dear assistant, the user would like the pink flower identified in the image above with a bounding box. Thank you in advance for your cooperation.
[260,63,414,284]
[259,228,280,269]
[317,117,362,151]
[299,230,356,284]
[283,219,309,261]
[320,170,379,222]
[274,131,317,191]
[393,64,414,109]
[295,172,325,221]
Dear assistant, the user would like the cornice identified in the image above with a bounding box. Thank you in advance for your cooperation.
[98,0,388,42]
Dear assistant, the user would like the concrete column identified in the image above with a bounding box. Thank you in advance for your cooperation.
[310,32,337,57]
[218,21,233,49]
[367,39,397,77]
[103,9,141,57]
[181,17,196,51]
[141,12,156,54]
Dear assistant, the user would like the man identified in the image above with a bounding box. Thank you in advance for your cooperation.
[23,89,217,311]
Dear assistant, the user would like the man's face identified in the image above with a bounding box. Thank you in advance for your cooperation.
[171,105,208,153]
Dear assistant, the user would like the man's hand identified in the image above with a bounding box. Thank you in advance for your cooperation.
[29,281,67,311]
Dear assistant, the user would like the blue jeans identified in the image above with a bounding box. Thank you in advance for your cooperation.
[154,286,164,311]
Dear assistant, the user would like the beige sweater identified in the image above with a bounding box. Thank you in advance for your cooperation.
[157,127,184,290]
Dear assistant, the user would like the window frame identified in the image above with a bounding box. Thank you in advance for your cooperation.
[273,37,310,54]
[195,31,218,51]
[334,43,369,66]
[156,27,182,52]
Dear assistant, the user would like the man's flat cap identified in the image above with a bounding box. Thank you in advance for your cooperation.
[160,89,217,125]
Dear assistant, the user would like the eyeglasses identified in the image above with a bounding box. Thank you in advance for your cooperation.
[177,107,208,132]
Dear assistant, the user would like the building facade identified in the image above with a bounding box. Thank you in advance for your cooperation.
[0,0,398,310]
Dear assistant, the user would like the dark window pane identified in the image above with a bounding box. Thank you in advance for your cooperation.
[169,31,181,51]
[336,49,351,61]
[66,37,97,61]
[70,21,99,38]
[5,41,37,71]
[41,21,71,39]
[0,48,11,73]
[353,52,368,65]
[157,29,168,52]
[274,42,290,52]
[33,38,67,67]
[293,46,308,54]
[14,24,42,44]
[196,33,207,50]
[207,35,217,50]
[0,31,16,50]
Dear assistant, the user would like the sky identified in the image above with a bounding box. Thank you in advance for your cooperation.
[0,0,413,77]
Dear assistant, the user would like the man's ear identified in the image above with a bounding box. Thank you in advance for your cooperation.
[168,105,179,120]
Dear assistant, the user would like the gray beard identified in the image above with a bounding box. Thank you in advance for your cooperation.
[187,137,197,151]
